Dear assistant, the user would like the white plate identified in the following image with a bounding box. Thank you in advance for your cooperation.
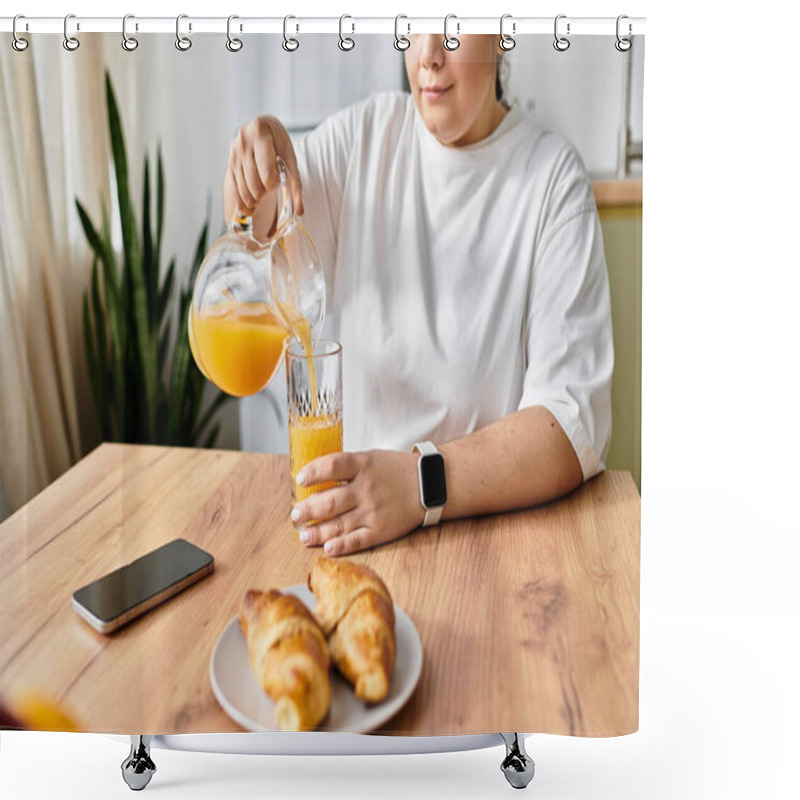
[210,584,423,733]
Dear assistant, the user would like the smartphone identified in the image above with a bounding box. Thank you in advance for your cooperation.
[72,538,214,634]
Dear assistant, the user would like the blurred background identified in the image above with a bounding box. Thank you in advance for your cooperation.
[0,33,643,520]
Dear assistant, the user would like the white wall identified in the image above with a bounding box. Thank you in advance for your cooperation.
[506,35,644,176]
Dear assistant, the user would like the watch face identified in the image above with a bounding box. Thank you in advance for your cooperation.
[420,453,447,508]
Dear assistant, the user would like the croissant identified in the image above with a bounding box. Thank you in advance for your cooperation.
[309,556,396,703]
[238,589,331,731]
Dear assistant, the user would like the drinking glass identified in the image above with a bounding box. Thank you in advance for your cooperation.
[287,339,343,505]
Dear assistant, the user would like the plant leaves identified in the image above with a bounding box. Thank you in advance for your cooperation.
[142,156,156,328]
[79,72,219,451]
[190,220,209,284]
[191,390,229,444]
[96,202,127,436]
[76,199,109,264]
[179,220,212,436]
[158,258,175,327]
[201,422,221,450]
[106,73,140,278]
[106,72,157,440]
[82,293,104,438]
[170,221,206,438]
[99,202,124,351]
[156,148,165,274]
[89,257,112,439]
[158,329,171,375]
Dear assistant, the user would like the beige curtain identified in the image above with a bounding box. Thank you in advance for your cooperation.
[0,37,111,518]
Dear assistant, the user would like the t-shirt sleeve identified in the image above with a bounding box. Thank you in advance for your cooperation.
[292,99,364,286]
[518,144,614,480]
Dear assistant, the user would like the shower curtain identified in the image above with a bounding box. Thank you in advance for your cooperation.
[0,22,643,743]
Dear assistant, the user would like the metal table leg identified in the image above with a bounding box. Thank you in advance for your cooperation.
[121,735,156,791]
[500,733,535,789]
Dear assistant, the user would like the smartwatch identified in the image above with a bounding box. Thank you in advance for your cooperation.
[412,441,447,527]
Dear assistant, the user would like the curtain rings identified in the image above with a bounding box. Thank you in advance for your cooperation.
[499,14,516,51]
[443,14,460,51]
[283,15,299,52]
[615,15,632,52]
[12,15,29,52]
[63,14,80,51]
[175,14,192,51]
[394,14,410,51]
[121,14,138,51]
[338,14,355,51]
[227,15,243,52]
[553,14,570,52]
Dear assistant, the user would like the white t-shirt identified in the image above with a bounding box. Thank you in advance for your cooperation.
[294,91,612,480]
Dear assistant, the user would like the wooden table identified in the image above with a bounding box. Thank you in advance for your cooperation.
[0,444,640,737]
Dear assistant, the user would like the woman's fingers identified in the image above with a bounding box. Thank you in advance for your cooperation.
[241,153,266,209]
[239,124,275,212]
[292,482,356,528]
[229,121,268,216]
[230,130,259,212]
[297,507,361,548]
[322,528,373,557]
[297,451,360,488]
[253,132,279,195]
[231,166,256,215]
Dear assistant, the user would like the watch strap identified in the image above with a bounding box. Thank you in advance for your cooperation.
[413,441,445,527]
[421,504,443,527]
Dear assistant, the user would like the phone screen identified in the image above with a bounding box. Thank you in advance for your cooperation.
[72,538,214,633]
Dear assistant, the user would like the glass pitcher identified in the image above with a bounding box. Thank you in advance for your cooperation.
[189,158,325,397]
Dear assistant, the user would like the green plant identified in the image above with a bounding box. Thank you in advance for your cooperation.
[77,72,229,447]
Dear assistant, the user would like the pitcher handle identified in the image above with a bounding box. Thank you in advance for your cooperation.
[275,155,294,235]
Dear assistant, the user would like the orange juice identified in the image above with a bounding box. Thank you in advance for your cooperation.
[278,301,317,412]
[289,412,343,502]
[190,301,288,396]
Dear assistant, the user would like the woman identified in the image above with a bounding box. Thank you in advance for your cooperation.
[223,35,613,556]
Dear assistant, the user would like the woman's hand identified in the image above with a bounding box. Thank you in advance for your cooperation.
[291,450,425,556]
[223,114,304,225]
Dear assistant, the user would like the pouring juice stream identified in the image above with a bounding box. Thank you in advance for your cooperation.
[278,301,317,413]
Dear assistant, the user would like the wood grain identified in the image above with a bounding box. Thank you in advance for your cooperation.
[0,444,639,736]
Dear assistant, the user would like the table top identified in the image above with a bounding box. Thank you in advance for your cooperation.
[0,443,640,737]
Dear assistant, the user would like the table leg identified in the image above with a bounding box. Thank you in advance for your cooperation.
[500,733,535,789]
[121,735,156,791]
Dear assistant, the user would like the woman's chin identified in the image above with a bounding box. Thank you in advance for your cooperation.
[420,115,463,147]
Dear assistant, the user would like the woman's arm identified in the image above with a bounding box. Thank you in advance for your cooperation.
[439,404,582,519]
[290,404,582,557]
